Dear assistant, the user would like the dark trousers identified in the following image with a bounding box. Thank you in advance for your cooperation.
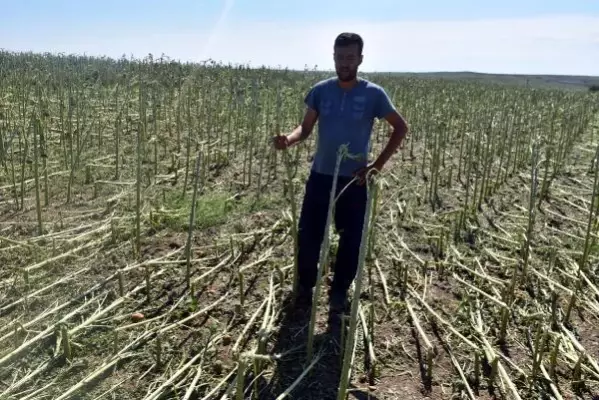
[297,171,368,294]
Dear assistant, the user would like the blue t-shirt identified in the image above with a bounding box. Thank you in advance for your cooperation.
[304,77,396,177]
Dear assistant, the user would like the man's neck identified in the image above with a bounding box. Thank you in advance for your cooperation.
[337,77,359,90]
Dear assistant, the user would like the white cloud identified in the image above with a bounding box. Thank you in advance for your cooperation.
[5,14,599,75]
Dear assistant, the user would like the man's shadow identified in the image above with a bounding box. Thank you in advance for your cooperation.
[254,290,381,400]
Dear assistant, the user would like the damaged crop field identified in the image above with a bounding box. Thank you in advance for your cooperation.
[1,52,599,400]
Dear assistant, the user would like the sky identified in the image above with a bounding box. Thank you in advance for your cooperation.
[1,0,598,76]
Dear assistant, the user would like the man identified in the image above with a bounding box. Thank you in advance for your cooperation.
[273,32,409,315]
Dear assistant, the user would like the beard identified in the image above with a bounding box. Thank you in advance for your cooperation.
[336,68,357,82]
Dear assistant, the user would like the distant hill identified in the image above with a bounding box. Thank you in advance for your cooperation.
[379,71,599,91]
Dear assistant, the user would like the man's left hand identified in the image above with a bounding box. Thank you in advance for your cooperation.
[354,162,382,185]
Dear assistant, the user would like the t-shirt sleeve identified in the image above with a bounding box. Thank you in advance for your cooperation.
[304,84,320,112]
[374,87,396,119]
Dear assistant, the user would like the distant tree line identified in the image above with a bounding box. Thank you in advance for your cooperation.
[590,84,599,92]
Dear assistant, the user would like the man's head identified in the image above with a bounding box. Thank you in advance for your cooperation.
[333,32,363,82]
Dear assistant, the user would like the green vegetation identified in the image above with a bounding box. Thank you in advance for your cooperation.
[0,50,599,400]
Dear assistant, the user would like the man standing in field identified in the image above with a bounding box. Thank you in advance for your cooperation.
[273,32,409,317]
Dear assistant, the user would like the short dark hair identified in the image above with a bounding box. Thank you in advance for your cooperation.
[334,32,363,54]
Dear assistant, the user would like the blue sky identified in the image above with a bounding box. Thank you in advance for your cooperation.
[2,0,598,75]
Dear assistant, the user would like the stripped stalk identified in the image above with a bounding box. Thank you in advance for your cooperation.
[306,145,346,360]
[32,117,43,235]
[135,118,142,259]
[235,356,247,400]
[185,151,202,288]
[60,324,71,361]
[337,171,375,400]
[578,140,599,274]
[282,149,300,298]
[406,300,434,383]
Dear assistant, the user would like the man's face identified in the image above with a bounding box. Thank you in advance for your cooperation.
[334,44,362,82]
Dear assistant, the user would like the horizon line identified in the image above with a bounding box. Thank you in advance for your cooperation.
[2,48,599,79]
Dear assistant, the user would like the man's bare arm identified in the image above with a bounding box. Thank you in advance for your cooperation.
[372,110,409,170]
[286,108,319,146]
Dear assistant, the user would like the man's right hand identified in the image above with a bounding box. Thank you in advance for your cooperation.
[273,135,290,150]
[272,108,318,151]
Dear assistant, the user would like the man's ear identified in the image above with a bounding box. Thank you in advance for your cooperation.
[359,54,364,66]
